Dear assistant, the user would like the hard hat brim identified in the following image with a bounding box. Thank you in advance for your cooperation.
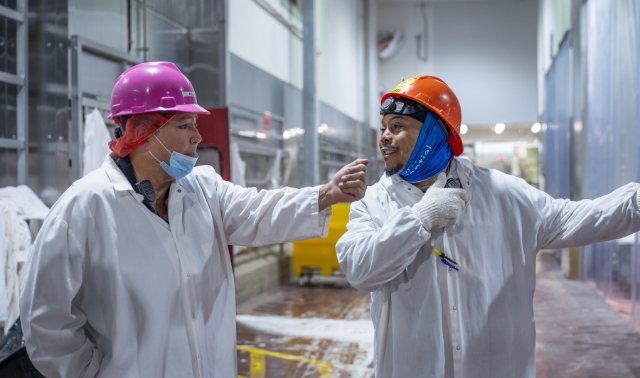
[108,104,210,119]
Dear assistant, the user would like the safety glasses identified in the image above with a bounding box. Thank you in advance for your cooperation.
[380,96,428,115]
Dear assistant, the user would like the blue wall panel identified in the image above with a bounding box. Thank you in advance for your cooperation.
[545,34,572,200]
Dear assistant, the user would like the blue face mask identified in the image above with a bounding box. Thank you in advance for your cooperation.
[399,112,454,183]
[149,134,198,180]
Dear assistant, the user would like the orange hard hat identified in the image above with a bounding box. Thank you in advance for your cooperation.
[381,76,463,156]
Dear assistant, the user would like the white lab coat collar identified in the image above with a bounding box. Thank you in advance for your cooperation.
[379,157,474,201]
[100,154,187,204]
[101,154,136,193]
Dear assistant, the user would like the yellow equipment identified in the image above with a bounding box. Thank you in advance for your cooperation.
[293,203,350,279]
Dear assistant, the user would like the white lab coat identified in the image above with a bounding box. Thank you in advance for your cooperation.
[20,155,330,378]
[0,199,32,333]
[82,108,112,177]
[336,157,640,378]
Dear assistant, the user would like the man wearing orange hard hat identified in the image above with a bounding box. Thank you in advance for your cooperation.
[337,76,640,377]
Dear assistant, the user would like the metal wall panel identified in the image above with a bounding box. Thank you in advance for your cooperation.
[0,0,28,186]
[0,147,17,186]
[28,0,68,205]
[79,52,127,101]
[0,16,18,75]
[318,101,367,181]
[68,0,128,52]
[229,54,286,119]
[228,52,374,188]
[139,0,223,108]
[229,53,292,188]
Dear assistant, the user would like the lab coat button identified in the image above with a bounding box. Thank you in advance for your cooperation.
[178,189,182,193]
[448,267,452,272]
[456,345,461,350]
[187,273,191,277]
[453,305,457,310]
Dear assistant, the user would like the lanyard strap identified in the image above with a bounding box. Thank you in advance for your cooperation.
[112,155,158,216]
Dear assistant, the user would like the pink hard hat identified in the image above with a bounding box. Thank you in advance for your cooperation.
[108,61,210,119]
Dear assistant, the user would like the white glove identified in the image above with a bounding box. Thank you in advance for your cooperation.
[413,172,469,231]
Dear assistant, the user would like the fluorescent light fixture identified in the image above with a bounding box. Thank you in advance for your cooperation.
[318,123,329,134]
[494,123,505,134]
[255,132,267,139]
[460,124,468,135]
[283,130,291,140]
[238,130,256,138]
[296,128,305,135]
[531,123,541,133]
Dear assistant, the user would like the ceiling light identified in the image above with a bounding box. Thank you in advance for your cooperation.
[255,132,267,139]
[494,123,505,134]
[573,122,582,132]
[318,123,329,134]
[296,128,305,135]
[283,130,291,140]
[531,122,541,133]
[460,124,468,135]
[238,130,256,138]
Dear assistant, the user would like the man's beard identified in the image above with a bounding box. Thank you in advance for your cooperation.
[381,143,402,176]
[384,163,403,177]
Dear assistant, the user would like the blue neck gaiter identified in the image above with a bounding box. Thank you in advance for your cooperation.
[399,112,454,183]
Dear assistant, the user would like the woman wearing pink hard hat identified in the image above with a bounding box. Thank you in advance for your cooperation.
[19,61,369,378]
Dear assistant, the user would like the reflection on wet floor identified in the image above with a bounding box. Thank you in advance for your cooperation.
[534,251,640,378]
[236,284,374,378]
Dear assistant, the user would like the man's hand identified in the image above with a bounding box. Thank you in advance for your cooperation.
[413,172,468,231]
[319,158,369,211]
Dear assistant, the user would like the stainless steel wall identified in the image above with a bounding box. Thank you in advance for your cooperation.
[140,0,224,108]
[0,0,20,187]
[28,0,69,205]
[228,53,376,189]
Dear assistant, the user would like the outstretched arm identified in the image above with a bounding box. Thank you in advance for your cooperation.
[216,159,368,246]
[529,183,640,250]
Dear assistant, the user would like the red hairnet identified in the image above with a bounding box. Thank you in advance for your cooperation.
[108,113,174,157]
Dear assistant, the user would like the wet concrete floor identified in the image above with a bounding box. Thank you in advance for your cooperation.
[236,251,640,377]
[534,251,640,378]
[236,279,374,378]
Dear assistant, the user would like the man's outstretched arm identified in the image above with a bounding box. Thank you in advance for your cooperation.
[528,182,640,250]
